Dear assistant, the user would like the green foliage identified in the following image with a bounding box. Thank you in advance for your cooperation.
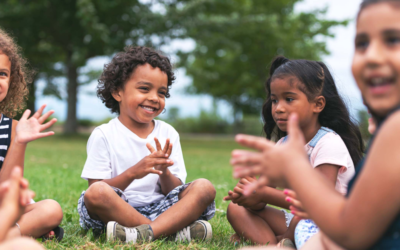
[358,109,372,141]
[164,0,348,118]
[0,0,173,132]
[170,109,231,134]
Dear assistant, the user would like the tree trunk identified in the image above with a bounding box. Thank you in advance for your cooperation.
[64,54,78,134]
[26,79,36,112]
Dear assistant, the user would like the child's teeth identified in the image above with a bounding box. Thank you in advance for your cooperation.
[371,78,383,85]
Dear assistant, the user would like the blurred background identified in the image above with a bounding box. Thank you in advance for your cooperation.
[0,0,371,140]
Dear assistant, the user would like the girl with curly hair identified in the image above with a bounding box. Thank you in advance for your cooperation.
[0,28,64,243]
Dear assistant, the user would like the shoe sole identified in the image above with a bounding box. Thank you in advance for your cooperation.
[106,221,117,242]
[197,220,212,240]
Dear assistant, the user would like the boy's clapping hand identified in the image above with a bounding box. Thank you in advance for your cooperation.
[15,104,57,144]
[147,137,173,174]
[129,138,174,179]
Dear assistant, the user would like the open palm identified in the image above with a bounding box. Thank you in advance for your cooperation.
[15,105,57,144]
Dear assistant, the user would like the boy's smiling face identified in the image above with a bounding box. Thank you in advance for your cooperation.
[0,53,10,103]
[113,63,168,125]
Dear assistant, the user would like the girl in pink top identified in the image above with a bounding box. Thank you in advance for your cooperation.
[225,56,364,247]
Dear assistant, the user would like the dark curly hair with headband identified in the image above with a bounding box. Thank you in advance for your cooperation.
[0,28,32,118]
[97,46,175,114]
[262,56,365,166]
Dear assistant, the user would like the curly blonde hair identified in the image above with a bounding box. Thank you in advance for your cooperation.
[0,28,32,118]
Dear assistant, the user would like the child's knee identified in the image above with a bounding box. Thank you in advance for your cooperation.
[192,178,216,202]
[226,202,239,223]
[1,237,45,250]
[39,199,63,226]
[84,182,114,207]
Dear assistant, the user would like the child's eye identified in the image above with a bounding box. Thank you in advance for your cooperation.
[286,98,294,102]
[159,91,167,97]
[139,87,149,91]
[0,72,8,77]
[271,99,278,104]
[386,36,400,46]
[355,40,369,50]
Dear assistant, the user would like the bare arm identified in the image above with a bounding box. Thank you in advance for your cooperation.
[285,114,400,249]
[0,106,56,183]
[232,113,400,249]
[158,169,183,195]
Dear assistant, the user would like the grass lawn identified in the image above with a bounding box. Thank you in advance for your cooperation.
[23,134,253,249]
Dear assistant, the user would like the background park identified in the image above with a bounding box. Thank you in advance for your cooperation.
[1,0,370,249]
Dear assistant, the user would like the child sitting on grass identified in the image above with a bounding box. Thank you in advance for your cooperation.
[0,28,63,241]
[77,46,216,244]
[233,0,400,249]
[225,57,364,248]
[0,167,45,249]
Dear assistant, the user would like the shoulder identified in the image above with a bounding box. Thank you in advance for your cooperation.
[311,131,351,159]
[374,110,400,142]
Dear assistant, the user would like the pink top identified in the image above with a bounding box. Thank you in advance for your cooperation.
[277,132,355,195]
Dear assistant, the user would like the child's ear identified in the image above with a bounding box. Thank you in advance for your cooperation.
[313,96,326,114]
[111,89,122,102]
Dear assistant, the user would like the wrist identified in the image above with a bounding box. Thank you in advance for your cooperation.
[159,168,171,178]
[14,137,28,146]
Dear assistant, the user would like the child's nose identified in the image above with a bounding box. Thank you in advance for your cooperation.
[275,102,285,113]
[365,40,385,66]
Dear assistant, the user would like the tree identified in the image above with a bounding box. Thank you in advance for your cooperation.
[164,0,347,121]
[0,0,171,133]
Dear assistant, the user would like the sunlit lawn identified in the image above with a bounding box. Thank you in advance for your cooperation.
[24,134,253,249]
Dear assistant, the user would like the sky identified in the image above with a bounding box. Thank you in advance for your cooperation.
[35,0,365,122]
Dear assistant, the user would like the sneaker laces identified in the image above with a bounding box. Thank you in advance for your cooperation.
[125,227,138,243]
[176,226,191,242]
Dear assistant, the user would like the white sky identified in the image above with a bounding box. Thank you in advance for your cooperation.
[36,0,365,122]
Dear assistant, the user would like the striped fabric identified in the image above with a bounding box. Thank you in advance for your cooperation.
[0,114,12,170]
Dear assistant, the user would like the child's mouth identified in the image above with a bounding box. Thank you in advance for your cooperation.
[367,77,396,95]
[140,105,159,113]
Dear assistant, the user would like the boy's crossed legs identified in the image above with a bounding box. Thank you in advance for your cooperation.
[82,178,216,241]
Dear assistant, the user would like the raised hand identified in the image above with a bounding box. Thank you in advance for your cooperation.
[15,104,57,144]
[284,189,310,219]
[230,114,308,195]
[147,137,173,173]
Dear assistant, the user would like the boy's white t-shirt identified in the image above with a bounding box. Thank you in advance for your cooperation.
[81,118,187,207]
[277,132,355,195]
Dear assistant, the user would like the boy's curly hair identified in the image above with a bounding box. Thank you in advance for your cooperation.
[97,46,175,114]
[0,28,32,118]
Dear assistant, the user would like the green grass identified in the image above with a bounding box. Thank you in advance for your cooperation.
[23,135,252,249]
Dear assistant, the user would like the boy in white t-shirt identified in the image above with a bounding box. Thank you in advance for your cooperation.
[77,46,216,244]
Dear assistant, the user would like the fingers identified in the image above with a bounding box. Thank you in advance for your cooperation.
[30,131,55,140]
[243,175,268,196]
[154,137,162,151]
[290,205,310,219]
[231,150,263,168]
[235,134,274,152]
[147,168,163,175]
[233,166,262,179]
[287,113,306,145]
[223,195,233,201]
[162,138,170,154]
[153,158,174,166]
[233,186,244,195]
[286,197,303,209]
[166,142,173,157]
[32,104,46,119]
[146,143,156,153]
[283,189,297,199]
[40,118,57,131]
[20,109,31,121]
[38,110,55,124]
